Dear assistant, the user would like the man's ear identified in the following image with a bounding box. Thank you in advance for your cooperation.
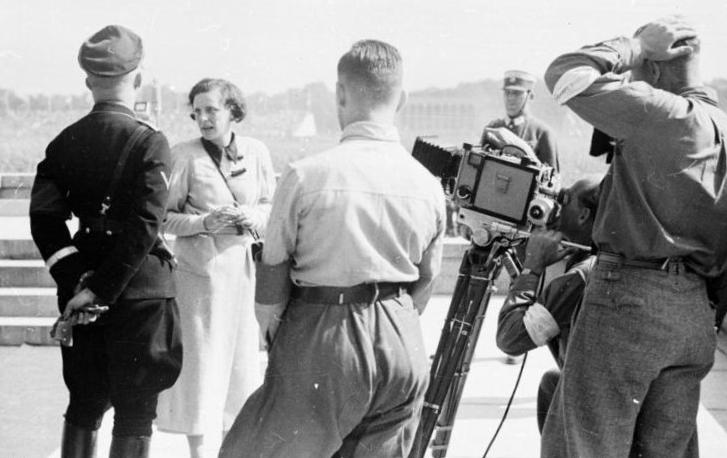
[395,89,407,113]
[577,206,591,225]
[85,77,92,91]
[133,72,143,90]
[528,91,535,100]
[645,60,661,86]
[335,81,345,109]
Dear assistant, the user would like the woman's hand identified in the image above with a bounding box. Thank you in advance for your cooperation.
[230,205,256,229]
[203,205,240,232]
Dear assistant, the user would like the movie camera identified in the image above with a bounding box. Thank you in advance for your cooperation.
[412,135,562,248]
[408,134,570,458]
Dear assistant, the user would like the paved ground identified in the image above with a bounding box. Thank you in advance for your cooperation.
[1,295,726,457]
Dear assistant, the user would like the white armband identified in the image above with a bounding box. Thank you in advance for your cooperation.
[523,302,560,346]
[46,246,79,270]
[551,66,601,104]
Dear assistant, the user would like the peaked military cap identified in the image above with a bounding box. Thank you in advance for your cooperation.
[503,70,536,92]
[78,25,143,76]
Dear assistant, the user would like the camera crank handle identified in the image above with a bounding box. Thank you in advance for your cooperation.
[560,240,592,252]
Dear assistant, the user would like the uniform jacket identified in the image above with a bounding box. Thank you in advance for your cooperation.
[496,253,595,367]
[30,102,175,304]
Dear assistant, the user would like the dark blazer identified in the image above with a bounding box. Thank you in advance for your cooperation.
[30,102,175,305]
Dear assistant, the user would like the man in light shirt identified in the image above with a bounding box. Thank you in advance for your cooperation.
[220,39,446,458]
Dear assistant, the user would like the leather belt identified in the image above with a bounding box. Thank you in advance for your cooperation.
[79,218,124,236]
[597,251,684,271]
[291,282,410,305]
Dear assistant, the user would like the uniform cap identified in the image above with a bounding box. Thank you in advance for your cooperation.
[503,70,536,92]
[78,25,143,77]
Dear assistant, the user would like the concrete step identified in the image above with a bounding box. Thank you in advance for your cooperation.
[0,239,40,259]
[0,260,54,287]
[0,173,33,199]
[0,199,29,217]
[0,173,34,189]
[0,288,57,317]
[0,316,57,346]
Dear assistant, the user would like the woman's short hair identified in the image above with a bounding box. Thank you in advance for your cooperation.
[188,78,247,122]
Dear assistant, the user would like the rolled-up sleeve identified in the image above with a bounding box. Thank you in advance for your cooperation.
[545,36,684,141]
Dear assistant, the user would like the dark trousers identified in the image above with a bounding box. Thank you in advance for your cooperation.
[537,369,560,434]
[220,294,429,458]
[541,262,715,457]
[61,298,182,437]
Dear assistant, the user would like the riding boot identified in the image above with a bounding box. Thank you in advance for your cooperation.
[108,436,151,458]
[60,421,98,458]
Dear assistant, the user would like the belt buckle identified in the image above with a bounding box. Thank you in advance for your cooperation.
[371,282,380,304]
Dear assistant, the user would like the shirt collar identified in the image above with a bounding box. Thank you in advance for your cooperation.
[507,114,526,126]
[340,121,400,143]
[92,101,136,117]
[201,132,239,165]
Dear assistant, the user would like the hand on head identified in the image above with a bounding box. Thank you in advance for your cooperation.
[635,15,698,62]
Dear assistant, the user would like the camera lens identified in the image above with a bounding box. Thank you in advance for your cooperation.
[529,206,544,219]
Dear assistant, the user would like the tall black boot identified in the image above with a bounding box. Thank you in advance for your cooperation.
[60,421,98,458]
[108,436,150,458]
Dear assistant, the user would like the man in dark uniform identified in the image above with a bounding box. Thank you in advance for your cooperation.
[481,70,560,170]
[30,25,182,458]
[496,177,599,432]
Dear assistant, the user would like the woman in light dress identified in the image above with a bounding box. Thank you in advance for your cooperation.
[156,78,275,457]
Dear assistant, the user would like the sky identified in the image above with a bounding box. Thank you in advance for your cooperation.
[2,0,727,96]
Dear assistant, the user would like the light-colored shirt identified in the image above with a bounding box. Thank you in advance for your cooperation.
[545,37,727,276]
[263,121,446,310]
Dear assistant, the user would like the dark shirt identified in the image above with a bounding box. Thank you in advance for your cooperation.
[482,114,560,171]
[30,102,174,303]
[496,253,594,367]
[545,37,727,277]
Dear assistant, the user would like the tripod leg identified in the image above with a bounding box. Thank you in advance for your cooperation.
[409,244,504,458]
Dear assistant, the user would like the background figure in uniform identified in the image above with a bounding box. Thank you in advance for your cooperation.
[29,25,182,458]
[155,78,276,458]
[542,16,727,457]
[482,70,559,170]
[495,178,599,433]
[219,39,446,458]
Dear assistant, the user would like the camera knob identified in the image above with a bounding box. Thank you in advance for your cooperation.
[456,185,472,200]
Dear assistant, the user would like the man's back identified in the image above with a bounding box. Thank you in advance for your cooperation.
[264,121,445,289]
[31,101,173,302]
[547,44,727,274]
